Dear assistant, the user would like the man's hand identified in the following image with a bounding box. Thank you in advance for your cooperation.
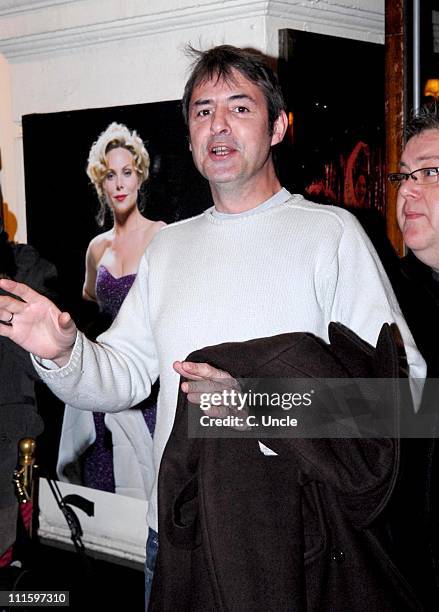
[0,279,77,366]
[173,360,241,417]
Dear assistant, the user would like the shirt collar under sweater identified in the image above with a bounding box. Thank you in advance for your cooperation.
[208,187,292,220]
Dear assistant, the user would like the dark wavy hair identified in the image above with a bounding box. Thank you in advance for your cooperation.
[181,45,286,135]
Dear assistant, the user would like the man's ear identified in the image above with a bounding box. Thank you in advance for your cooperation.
[271,111,288,146]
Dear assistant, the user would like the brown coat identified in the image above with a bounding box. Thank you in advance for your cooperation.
[150,323,428,611]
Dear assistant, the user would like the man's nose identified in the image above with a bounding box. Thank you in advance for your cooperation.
[210,107,230,135]
[399,177,422,199]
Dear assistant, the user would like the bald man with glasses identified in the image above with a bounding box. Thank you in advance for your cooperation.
[385,105,439,608]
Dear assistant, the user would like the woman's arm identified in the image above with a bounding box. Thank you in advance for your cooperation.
[82,240,99,302]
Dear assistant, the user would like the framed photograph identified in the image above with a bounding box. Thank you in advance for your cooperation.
[277,29,386,222]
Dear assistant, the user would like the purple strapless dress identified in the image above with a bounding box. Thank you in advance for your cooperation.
[82,265,157,493]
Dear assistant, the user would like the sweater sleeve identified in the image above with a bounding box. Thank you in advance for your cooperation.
[32,252,159,412]
[323,213,426,385]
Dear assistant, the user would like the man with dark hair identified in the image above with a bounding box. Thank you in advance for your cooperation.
[181,45,285,133]
[0,45,425,604]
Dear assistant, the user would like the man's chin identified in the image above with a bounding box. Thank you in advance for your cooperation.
[404,237,424,253]
[197,159,242,182]
[403,224,428,252]
[405,236,435,262]
[203,171,241,186]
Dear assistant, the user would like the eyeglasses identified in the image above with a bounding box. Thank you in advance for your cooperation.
[387,167,439,187]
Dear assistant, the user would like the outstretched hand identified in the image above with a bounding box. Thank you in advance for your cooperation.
[0,279,77,365]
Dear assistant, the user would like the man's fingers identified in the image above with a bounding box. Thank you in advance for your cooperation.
[173,360,231,381]
[181,378,232,394]
[0,319,13,337]
[0,279,35,301]
[175,360,241,418]
[0,295,28,315]
[186,395,228,417]
[0,278,18,292]
[173,361,204,380]
[180,380,206,394]
[187,392,208,405]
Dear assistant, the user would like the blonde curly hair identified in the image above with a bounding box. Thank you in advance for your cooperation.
[86,122,150,226]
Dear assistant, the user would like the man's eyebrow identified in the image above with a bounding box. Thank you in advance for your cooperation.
[228,93,256,104]
[192,98,212,107]
[400,155,439,168]
[192,93,257,107]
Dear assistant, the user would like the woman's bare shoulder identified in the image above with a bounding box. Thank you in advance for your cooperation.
[87,230,113,256]
[139,219,166,248]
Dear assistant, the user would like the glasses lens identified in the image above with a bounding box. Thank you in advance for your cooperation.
[413,168,439,185]
[388,173,404,185]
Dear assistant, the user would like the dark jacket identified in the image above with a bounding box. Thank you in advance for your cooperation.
[0,237,55,510]
[388,252,439,599]
[395,252,439,378]
[0,339,42,509]
[150,323,429,612]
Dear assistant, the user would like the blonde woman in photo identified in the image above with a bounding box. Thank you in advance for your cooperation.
[57,122,165,500]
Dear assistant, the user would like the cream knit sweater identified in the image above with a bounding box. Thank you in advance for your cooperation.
[34,192,425,531]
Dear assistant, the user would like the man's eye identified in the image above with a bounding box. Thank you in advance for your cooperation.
[422,168,439,177]
[233,106,249,113]
[197,109,211,117]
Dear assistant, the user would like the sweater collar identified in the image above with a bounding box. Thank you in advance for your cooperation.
[209,188,292,220]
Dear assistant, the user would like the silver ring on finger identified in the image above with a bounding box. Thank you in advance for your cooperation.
[0,313,13,325]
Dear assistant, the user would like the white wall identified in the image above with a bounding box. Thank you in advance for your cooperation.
[0,0,384,241]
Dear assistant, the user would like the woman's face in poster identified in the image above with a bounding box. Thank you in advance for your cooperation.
[102,147,140,214]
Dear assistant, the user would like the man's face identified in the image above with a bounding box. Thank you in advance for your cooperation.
[187,69,284,192]
[396,129,439,269]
